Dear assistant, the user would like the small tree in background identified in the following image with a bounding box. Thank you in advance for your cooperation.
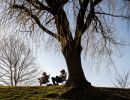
[113,71,130,88]
[0,36,39,86]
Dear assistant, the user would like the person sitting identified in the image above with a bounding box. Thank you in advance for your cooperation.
[38,72,49,86]
[51,69,67,85]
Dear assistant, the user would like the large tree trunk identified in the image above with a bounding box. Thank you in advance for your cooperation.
[53,5,91,88]
[62,40,91,88]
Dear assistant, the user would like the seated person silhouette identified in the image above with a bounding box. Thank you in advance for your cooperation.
[51,69,67,85]
[38,72,49,86]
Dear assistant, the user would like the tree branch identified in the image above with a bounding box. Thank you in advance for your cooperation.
[95,12,130,19]
[75,0,90,40]
[12,5,59,40]
[25,0,52,13]
[81,0,95,34]
[54,9,73,43]
[75,0,101,41]
[93,0,102,6]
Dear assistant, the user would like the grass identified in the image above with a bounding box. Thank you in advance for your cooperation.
[0,85,130,100]
[0,85,69,100]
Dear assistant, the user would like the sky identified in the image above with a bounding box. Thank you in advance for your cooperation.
[34,2,130,87]
[0,0,130,87]
[36,17,130,87]
[37,43,130,87]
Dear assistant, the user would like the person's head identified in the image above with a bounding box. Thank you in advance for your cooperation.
[42,72,47,75]
[60,69,65,74]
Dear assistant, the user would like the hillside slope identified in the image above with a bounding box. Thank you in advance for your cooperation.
[0,86,130,100]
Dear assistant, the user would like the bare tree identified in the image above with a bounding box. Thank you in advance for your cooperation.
[0,36,39,86]
[113,71,130,88]
[0,0,130,89]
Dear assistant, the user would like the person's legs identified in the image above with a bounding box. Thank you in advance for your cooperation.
[38,78,42,86]
[51,77,57,85]
[55,76,63,84]
[42,80,47,84]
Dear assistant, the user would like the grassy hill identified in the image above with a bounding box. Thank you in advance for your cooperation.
[0,85,67,100]
[0,85,130,100]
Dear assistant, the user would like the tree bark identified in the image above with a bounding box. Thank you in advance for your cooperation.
[53,6,91,88]
[62,40,91,88]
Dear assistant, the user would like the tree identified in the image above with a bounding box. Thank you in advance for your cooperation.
[0,0,130,88]
[0,36,39,86]
[113,71,130,88]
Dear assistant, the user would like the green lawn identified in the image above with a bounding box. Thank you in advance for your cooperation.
[0,85,68,100]
[0,85,130,100]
